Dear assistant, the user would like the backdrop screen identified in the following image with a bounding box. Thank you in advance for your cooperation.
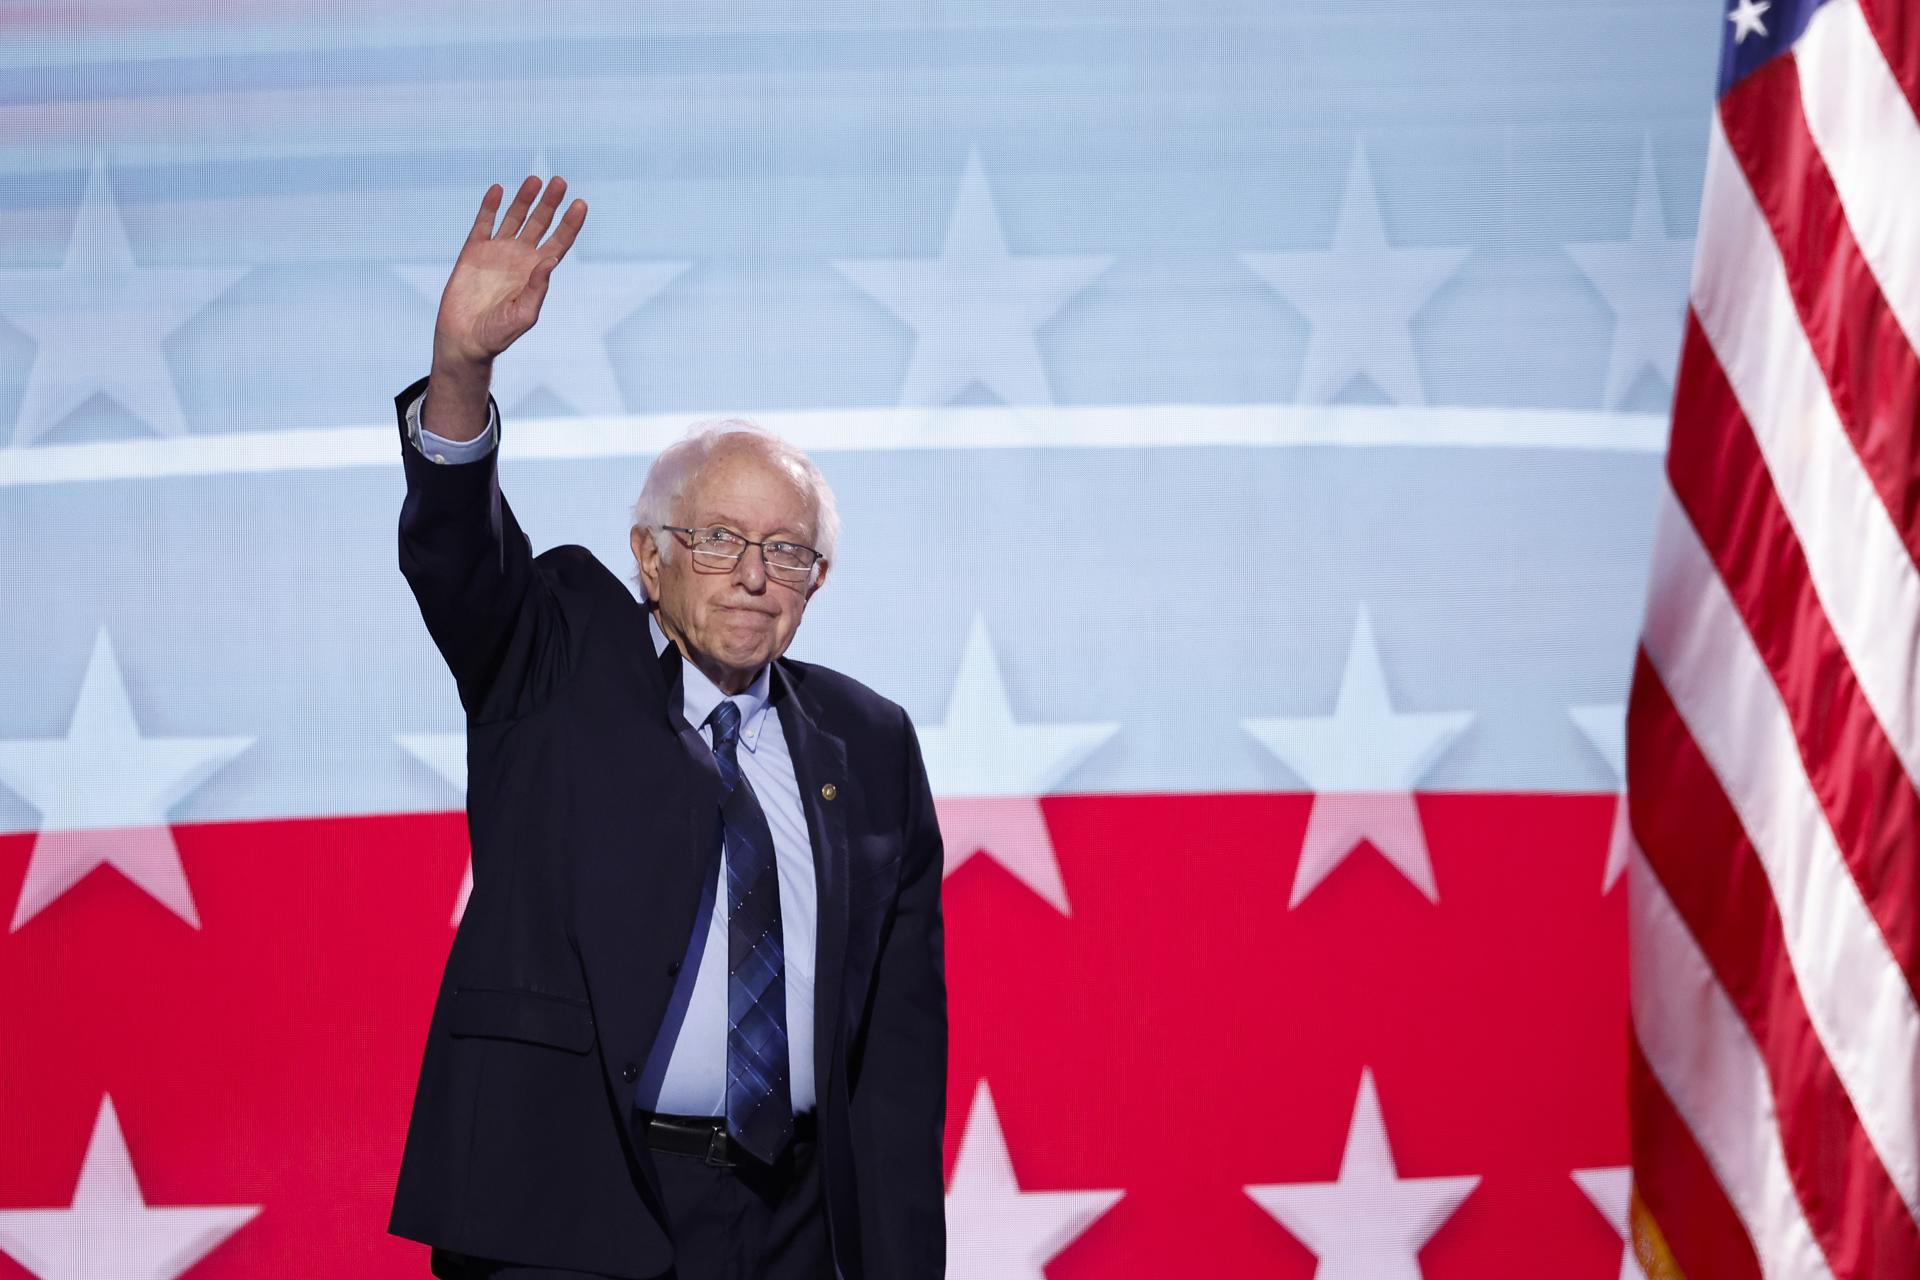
[0,2,1712,1275]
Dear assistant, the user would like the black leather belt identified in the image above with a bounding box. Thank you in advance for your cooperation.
[642,1113,817,1167]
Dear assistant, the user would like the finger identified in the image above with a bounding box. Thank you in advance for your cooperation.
[518,175,568,243]
[496,174,542,241]
[464,183,504,248]
[540,198,588,262]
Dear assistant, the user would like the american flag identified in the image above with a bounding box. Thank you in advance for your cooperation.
[1626,0,1920,1276]
[0,2,1738,1277]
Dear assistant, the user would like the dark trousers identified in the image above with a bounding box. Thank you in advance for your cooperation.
[429,1134,832,1280]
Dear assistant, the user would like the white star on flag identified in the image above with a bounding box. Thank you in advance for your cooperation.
[396,732,471,924]
[1728,0,1771,43]
[1566,139,1695,409]
[945,1081,1122,1279]
[0,1096,260,1280]
[916,616,1117,915]
[1572,1167,1650,1280]
[1242,609,1473,908]
[1569,704,1629,892]
[0,630,252,931]
[0,154,246,447]
[1242,143,1470,406]
[1246,1070,1480,1279]
[394,157,686,418]
[835,148,1111,409]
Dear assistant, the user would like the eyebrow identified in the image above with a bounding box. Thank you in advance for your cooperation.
[699,513,813,542]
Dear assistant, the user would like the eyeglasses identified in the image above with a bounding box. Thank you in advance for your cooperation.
[661,526,825,584]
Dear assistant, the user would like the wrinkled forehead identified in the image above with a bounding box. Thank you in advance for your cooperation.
[679,440,817,533]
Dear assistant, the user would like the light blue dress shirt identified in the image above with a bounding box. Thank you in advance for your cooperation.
[408,392,818,1117]
[404,389,497,464]
[640,613,818,1117]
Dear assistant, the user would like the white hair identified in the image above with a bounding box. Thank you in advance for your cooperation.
[630,418,840,589]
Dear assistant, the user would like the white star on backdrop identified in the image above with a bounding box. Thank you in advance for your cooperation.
[1572,1166,1649,1280]
[916,616,1118,914]
[835,148,1112,409]
[1246,1070,1480,1279]
[394,154,686,418]
[0,1096,260,1280]
[1242,609,1473,907]
[396,732,471,924]
[0,154,247,447]
[1241,143,1470,406]
[1566,140,1695,409]
[1728,0,1771,43]
[0,630,252,931]
[945,1082,1122,1279]
[1569,704,1630,892]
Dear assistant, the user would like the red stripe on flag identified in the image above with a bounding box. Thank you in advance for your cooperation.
[1719,54,1920,553]
[1628,652,1920,1277]
[1628,1029,1763,1280]
[1667,312,1920,1001]
[1860,0,1920,125]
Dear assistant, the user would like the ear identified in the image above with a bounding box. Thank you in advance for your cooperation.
[632,525,664,599]
[804,557,831,602]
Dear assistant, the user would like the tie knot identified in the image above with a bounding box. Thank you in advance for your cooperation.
[707,699,743,752]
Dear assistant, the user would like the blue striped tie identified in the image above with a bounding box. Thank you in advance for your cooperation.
[706,699,794,1164]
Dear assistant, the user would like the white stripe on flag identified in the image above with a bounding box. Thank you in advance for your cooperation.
[1690,113,1920,784]
[1641,487,1920,1223]
[1630,841,1835,1280]
[1797,0,1920,358]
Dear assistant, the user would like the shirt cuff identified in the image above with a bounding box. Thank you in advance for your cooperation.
[405,388,499,464]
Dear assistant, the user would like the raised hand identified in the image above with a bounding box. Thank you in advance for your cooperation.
[435,176,588,366]
[424,176,587,441]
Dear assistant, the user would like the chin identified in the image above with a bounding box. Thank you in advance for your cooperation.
[723,639,775,668]
[722,623,776,652]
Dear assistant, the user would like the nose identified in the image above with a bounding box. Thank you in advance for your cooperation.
[731,542,768,591]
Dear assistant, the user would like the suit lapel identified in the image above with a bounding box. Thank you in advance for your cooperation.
[575,602,723,1124]
[771,661,852,1101]
[586,617,854,1111]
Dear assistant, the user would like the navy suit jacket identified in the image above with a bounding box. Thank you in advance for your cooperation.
[384,377,948,1278]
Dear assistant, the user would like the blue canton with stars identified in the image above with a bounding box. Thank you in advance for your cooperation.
[1719,0,1834,96]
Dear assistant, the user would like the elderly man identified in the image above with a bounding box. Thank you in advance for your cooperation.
[385,175,948,1280]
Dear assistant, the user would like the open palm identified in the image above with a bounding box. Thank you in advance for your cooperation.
[434,175,588,367]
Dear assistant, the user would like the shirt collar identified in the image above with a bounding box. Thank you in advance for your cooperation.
[649,612,773,753]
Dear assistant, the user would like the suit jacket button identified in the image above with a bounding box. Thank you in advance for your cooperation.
[666,960,682,976]
[820,783,837,801]
[621,1063,639,1083]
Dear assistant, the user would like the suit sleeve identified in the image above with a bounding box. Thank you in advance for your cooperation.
[853,706,949,1275]
[394,375,580,723]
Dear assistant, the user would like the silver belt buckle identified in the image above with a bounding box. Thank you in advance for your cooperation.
[705,1125,733,1168]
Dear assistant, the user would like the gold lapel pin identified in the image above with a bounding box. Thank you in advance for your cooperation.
[821,783,838,801]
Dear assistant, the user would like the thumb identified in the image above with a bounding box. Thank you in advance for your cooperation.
[510,251,560,339]
[515,254,561,327]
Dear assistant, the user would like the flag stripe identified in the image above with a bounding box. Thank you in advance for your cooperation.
[1798,0,1920,363]
[1666,312,1920,1010]
[1628,840,1834,1279]
[1630,1029,1765,1280]
[1639,489,1920,1221]
[1722,53,1920,560]
[1689,111,1920,782]
[1858,0,1920,123]
[1628,652,1920,1272]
